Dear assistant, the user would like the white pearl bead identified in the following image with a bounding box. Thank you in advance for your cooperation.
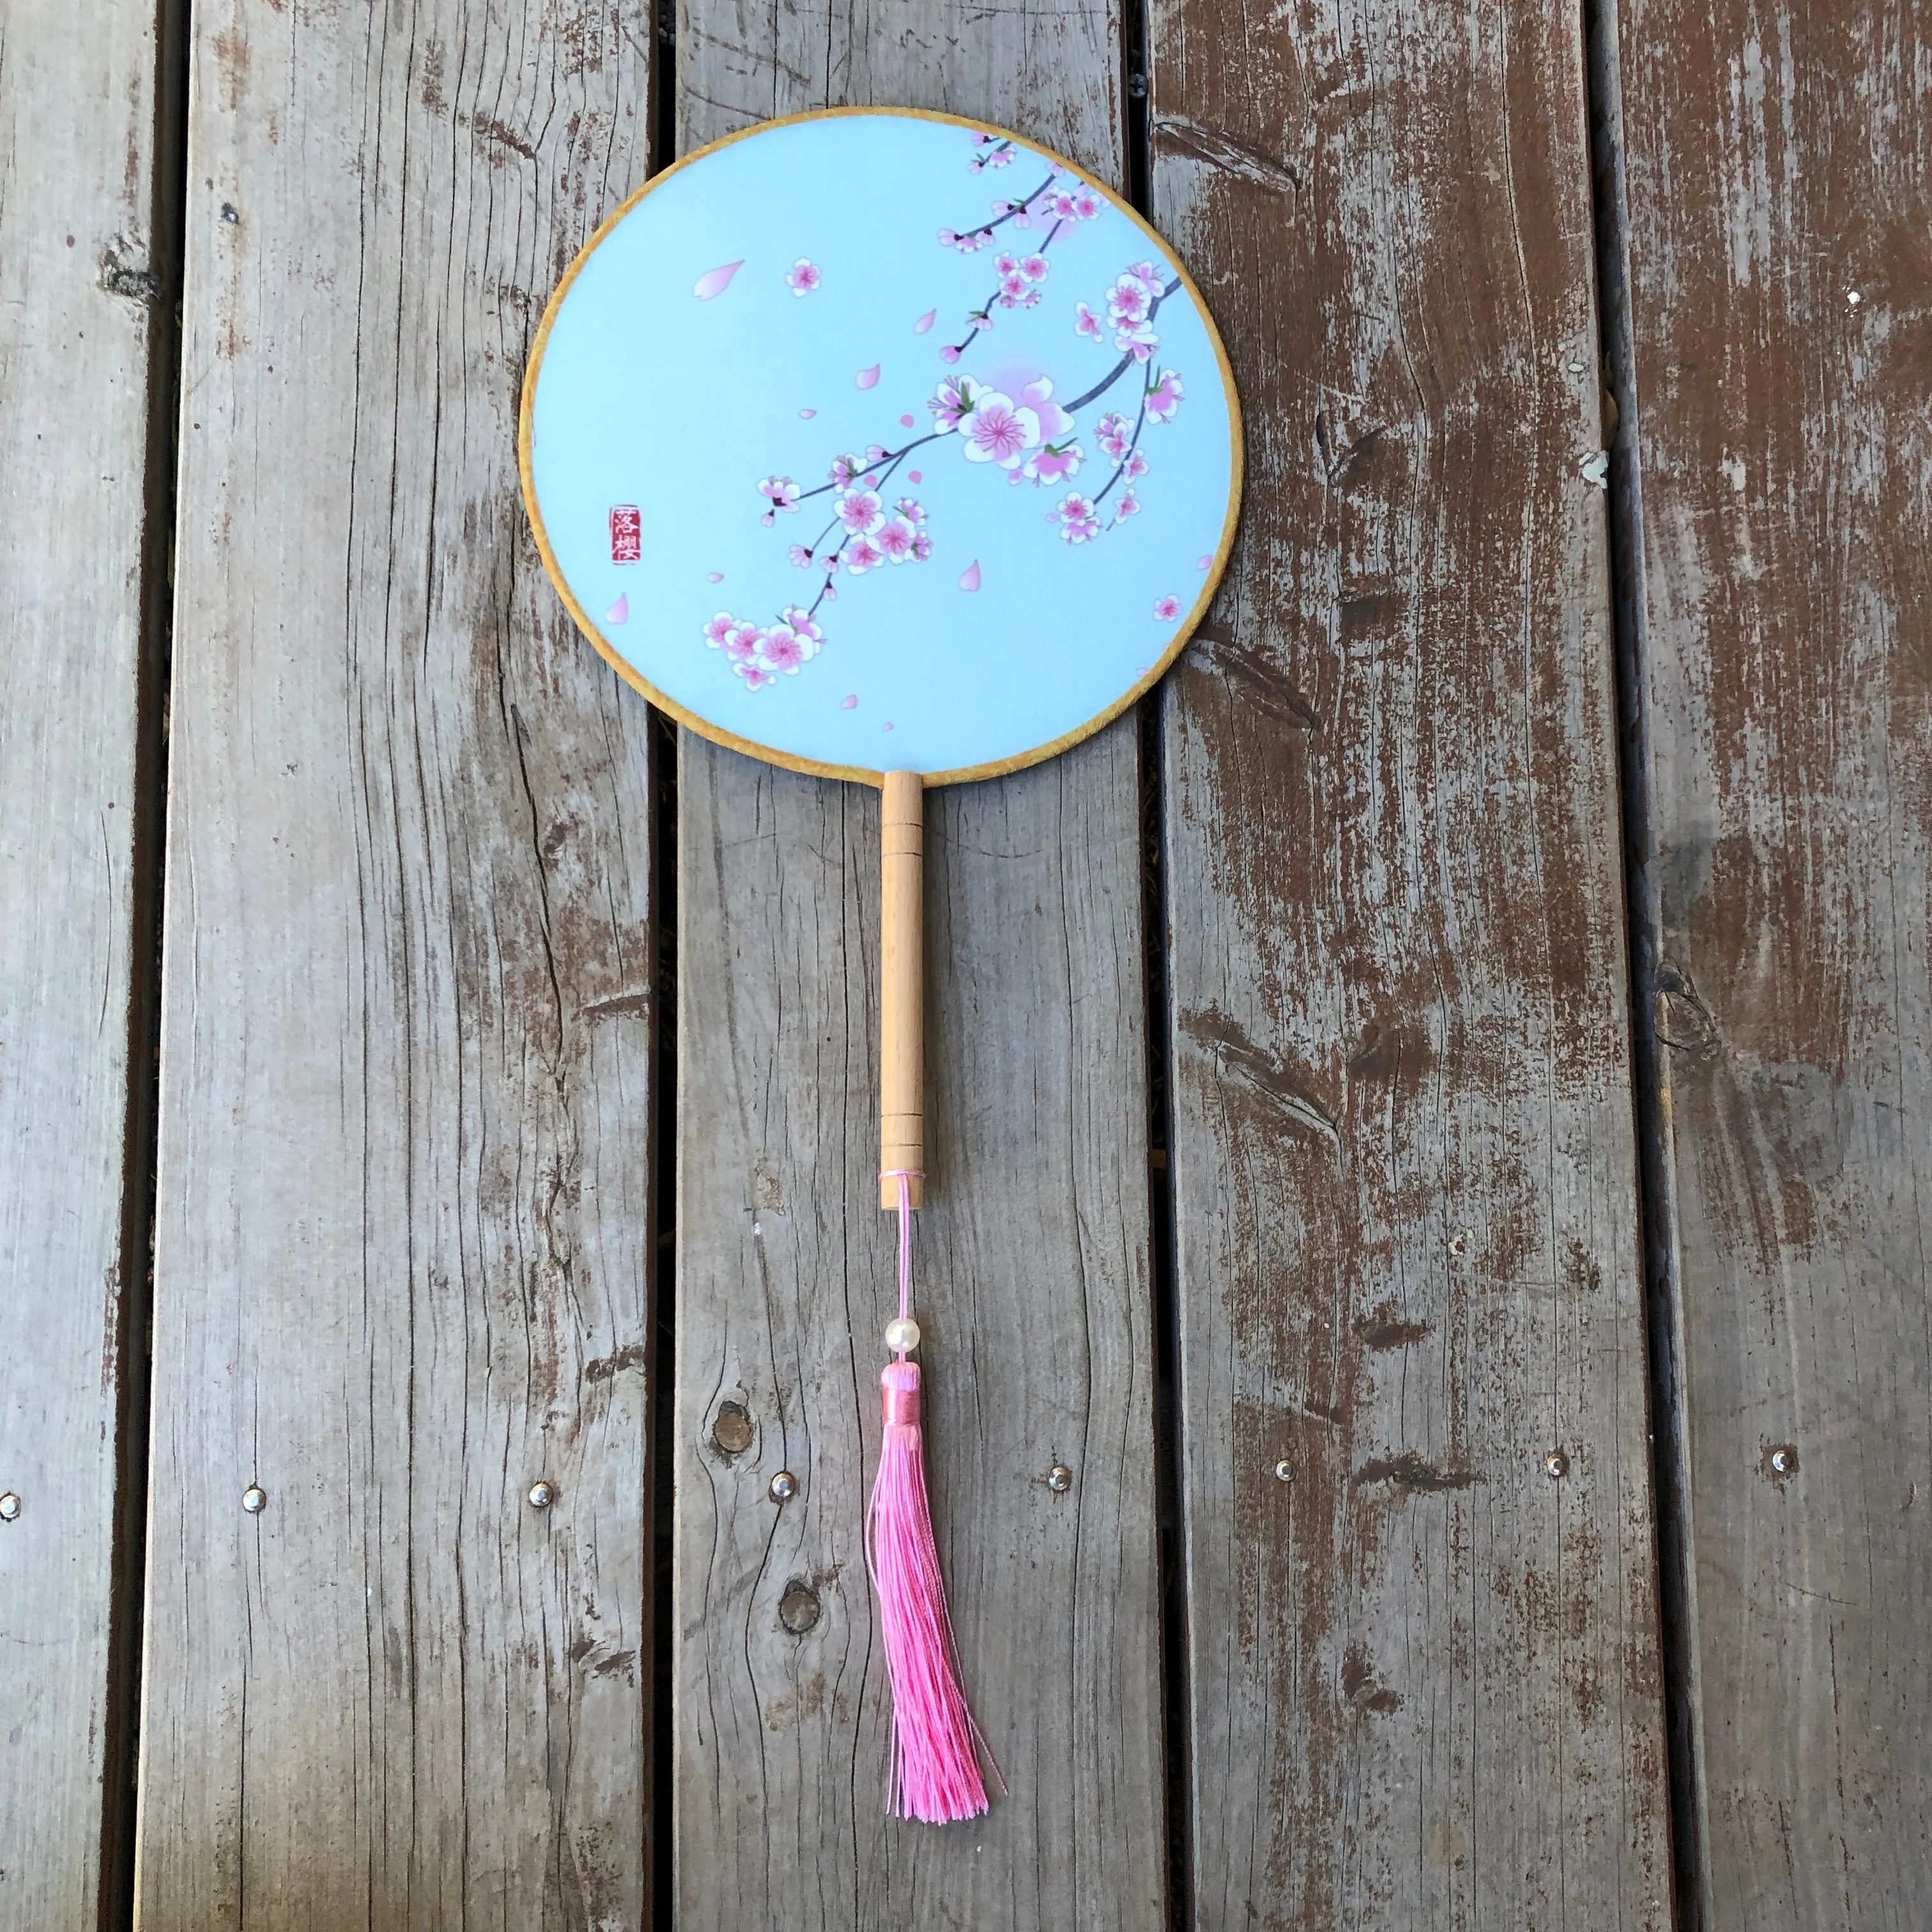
[884,1317,921,1353]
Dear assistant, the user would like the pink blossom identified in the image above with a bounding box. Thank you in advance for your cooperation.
[1021,288,1042,308]
[1112,489,1141,523]
[1146,368,1185,422]
[985,144,1014,169]
[724,621,765,665]
[997,270,1030,306]
[1018,254,1048,284]
[1153,594,1182,621]
[785,258,822,296]
[894,496,928,525]
[910,531,933,562]
[875,518,917,562]
[843,534,886,575]
[780,606,824,646]
[836,487,884,535]
[788,544,815,568]
[735,663,774,690]
[938,227,958,246]
[1046,188,1082,222]
[760,510,776,527]
[958,389,1042,468]
[1128,259,1163,292]
[1075,302,1104,342]
[994,251,1019,276]
[1024,440,1085,486]
[703,611,735,648]
[1021,377,1074,444]
[1125,447,1149,480]
[760,627,807,674]
[1116,320,1160,361]
[1096,411,1132,460]
[1071,188,1102,220]
[759,474,801,512]
[1107,274,1152,327]
[1051,493,1101,544]
[929,375,975,433]
[830,453,862,486]
[940,344,962,364]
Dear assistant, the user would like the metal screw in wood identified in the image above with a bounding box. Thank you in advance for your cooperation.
[527,1480,556,1510]
[1544,1452,1569,1480]
[1047,1464,1073,1493]
[1769,1445,1798,1477]
[1273,1459,1293,1483]
[769,1469,799,1503]
[0,1492,19,1522]
[241,1485,267,1514]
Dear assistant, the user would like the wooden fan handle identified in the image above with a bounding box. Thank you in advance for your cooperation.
[880,769,924,1209]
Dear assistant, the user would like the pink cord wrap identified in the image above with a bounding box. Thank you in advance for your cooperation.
[866,1169,995,1824]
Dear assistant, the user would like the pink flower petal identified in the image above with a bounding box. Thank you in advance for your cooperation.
[707,571,724,583]
[908,470,921,484]
[882,722,895,732]
[914,309,937,334]
[605,594,629,624]
[799,407,817,418]
[1197,553,1213,569]
[959,560,981,592]
[841,694,859,710]
[855,364,881,389]
[900,413,916,428]
[693,260,743,300]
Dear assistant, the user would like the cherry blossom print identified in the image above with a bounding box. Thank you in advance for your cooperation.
[781,606,824,647]
[788,544,816,568]
[707,571,725,581]
[994,252,1020,277]
[958,388,1041,468]
[1050,493,1101,543]
[1153,594,1182,620]
[1145,368,1184,422]
[830,454,864,486]
[929,374,975,433]
[1096,412,1132,460]
[703,611,735,648]
[1111,488,1141,523]
[759,475,802,513]
[1123,447,1149,481]
[841,694,859,709]
[1024,441,1085,486]
[856,364,881,389]
[900,413,917,427]
[940,344,963,364]
[760,627,809,674]
[1071,188,1102,220]
[908,470,922,484]
[843,533,887,575]
[997,270,1031,307]
[736,663,774,690]
[1107,275,1153,328]
[1075,302,1104,342]
[959,560,982,591]
[875,518,917,562]
[786,258,822,296]
[724,620,765,665]
[894,496,928,525]
[1198,554,1214,569]
[606,594,629,625]
[910,530,933,561]
[836,487,885,535]
[693,260,742,300]
[1117,319,1160,362]
[915,309,937,333]
[799,408,817,418]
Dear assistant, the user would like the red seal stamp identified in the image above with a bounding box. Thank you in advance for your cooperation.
[609,504,641,563]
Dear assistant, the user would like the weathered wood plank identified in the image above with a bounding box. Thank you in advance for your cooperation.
[1614,1,1932,1922]
[0,4,164,1923]
[1151,4,1673,1925]
[670,11,1167,1928]
[135,6,655,1926]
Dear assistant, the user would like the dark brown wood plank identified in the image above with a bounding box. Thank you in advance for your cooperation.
[135,6,655,1924]
[1150,3,1673,1924]
[0,4,162,1921]
[670,12,1167,1927]
[1613,1,1932,1922]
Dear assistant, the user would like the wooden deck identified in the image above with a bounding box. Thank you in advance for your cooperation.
[0,0,1923,1926]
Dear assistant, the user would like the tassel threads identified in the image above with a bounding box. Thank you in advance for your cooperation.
[868,1360,990,1823]
[866,1167,992,1824]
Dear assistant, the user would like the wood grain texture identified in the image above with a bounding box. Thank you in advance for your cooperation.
[671,12,1165,1926]
[135,5,655,1926]
[0,4,160,1923]
[1614,2,1932,1923]
[1149,3,1673,1925]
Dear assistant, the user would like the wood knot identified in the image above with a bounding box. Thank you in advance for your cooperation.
[710,1400,755,1459]
[778,1580,821,1635]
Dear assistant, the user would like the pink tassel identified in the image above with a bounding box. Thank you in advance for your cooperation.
[866,1172,995,1823]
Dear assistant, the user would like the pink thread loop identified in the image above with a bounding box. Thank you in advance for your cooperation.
[879,1167,924,1344]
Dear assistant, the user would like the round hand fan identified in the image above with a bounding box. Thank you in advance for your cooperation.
[521,105,1241,1824]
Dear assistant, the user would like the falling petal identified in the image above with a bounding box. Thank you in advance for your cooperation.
[1197,553,1213,569]
[693,260,744,300]
[959,560,981,592]
[900,413,916,428]
[707,571,724,583]
[855,364,881,389]
[908,470,921,484]
[605,594,629,625]
[841,694,859,710]
[799,407,817,419]
[914,309,937,334]
[882,722,895,732]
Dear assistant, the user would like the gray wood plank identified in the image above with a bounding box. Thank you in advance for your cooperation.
[134,6,655,1926]
[0,4,163,1923]
[670,12,1167,1927]
[1149,3,1674,1924]
[1613,1,1932,1923]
